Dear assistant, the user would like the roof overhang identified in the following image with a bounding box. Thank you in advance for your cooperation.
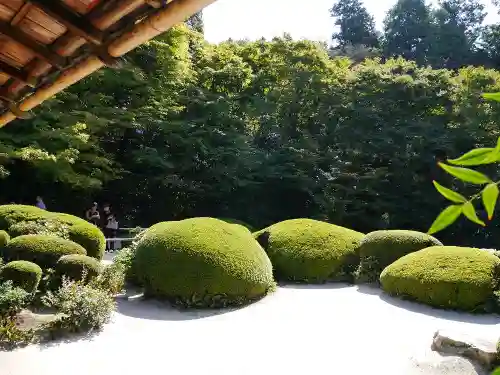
[0,0,216,128]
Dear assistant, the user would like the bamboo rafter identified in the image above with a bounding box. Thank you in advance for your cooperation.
[0,0,216,127]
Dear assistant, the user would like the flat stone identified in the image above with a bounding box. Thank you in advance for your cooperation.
[432,330,498,369]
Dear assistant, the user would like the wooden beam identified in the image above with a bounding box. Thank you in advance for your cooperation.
[29,0,104,45]
[0,61,36,87]
[0,21,67,69]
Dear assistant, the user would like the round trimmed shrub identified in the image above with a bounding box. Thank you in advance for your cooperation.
[380,246,500,311]
[2,235,86,269]
[254,219,364,283]
[135,218,275,308]
[357,230,442,283]
[0,261,42,293]
[56,254,102,282]
[0,230,9,248]
[0,205,105,260]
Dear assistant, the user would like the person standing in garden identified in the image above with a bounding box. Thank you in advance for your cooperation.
[35,196,46,210]
[85,202,100,226]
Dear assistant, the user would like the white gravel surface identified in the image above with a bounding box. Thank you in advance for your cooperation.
[0,283,498,375]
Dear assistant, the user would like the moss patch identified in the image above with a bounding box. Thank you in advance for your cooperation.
[135,218,275,308]
[357,230,442,283]
[380,246,500,311]
[254,219,364,283]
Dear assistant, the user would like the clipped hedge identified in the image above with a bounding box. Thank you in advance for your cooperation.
[56,254,102,282]
[380,246,500,311]
[135,218,275,308]
[0,205,105,260]
[357,230,442,283]
[254,219,364,283]
[0,230,9,248]
[0,261,42,293]
[1,235,86,269]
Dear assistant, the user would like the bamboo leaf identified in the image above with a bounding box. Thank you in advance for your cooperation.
[438,163,492,185]
[483,92,500,102]
[462,202,485,226]
[432,181,467,203]
[447,148,496,166]
[428,205,463,235]
[482,183,499,220]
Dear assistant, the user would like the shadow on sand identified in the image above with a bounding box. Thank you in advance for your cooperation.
[356,284,500,325]
[278,282,354,290]
[115,297,240,321]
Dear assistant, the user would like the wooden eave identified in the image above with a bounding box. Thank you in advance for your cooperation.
[0,0,216,127]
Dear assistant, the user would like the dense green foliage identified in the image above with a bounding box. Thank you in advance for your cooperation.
[0,231,9,248]
[0,205,104,259]
[357,230,443,283]
[2,20,500,248]
[0,261,42,294]
[2,235,86,269]
[56,255,102,282]
[254,219,364,283]
[380,246,500,311]
[135,218,275,307]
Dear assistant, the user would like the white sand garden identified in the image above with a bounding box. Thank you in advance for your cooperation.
[0,283,497,375]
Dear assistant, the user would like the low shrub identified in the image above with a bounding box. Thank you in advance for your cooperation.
[0,205,105,260]
[254,219,364,283]
[9,220,70,239]
[0,281,29,318]
[2,235,86,269]
[135,218,275,308]
[42,278,116,332]
[380,246,500,311]
[90,263,125,295]
[0,230,9,248]
[356,230,443,283]
[112,229,147,287]
[0,261,42,294]
[56,255,102,282]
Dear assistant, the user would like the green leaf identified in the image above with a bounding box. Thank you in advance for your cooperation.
[438,163,492,185]
[447,148,496,166]
[462,202,485,226]
[483,92,500,102]
[432,181,467,203]
[491,367,500,375]
[428,205,463,235]
[482,183,499,220]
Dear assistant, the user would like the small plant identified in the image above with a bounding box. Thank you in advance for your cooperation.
[0,281,29,318]
[0,317,36,350]
[42,276,115,332]
[429,93,500,234]
[90,263,125,295]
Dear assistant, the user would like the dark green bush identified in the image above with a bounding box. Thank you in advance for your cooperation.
[0,205,105,260]
[254,219,364,283]
[357,230,443,283]
[380,246,500,311]
[2,235,86,269]
[0,261,42,293]
[0,230,9,248]
[135,218,275,308]
[56,255,102,282]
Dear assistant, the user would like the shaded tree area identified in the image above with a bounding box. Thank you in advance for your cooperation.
[1,25,500,249]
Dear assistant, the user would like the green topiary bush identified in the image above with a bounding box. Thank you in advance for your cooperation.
[356,230,443,283]
[380,246,500,311]
[0,230,9,248]
[0,261,42,293]
[1,235,86,269]
[135,218,275,308]
[0,205,105,260]
[56,254,102,282]
[254,219,364,283]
